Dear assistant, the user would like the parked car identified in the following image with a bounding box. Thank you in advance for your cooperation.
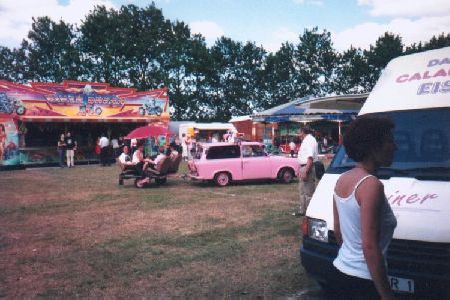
[188,142,299,186]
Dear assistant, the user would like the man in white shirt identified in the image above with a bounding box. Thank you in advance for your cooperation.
[99,134,110,166]
[111,137,119,157]
[118,146,133,165]
[295,125,319,216]
[118,145,135,172]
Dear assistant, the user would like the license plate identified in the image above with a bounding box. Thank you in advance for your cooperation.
[389,276,414,293]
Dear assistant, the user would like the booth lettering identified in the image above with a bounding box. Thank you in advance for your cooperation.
[46,92,124,106]
[395,57,450,95]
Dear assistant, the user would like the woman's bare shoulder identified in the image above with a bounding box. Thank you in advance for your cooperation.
[356,176,384,206]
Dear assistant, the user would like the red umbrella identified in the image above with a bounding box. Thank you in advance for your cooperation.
[125,125,173,139]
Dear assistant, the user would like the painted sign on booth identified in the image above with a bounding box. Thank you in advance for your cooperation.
[0,80,169,121]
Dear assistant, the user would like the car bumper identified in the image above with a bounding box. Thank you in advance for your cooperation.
[187,174,204,181]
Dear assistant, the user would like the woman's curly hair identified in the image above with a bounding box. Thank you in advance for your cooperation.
[344,116,394,162]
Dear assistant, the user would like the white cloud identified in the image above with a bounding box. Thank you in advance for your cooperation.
[262,27,298,52]
[333,15,450,51]
[308,0,324,6]
[293,0,324,6]
[358,0,450,17]
[0,0,116,48]
[189,20,225,45]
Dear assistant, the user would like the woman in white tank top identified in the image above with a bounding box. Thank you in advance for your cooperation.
[333,116,397,299]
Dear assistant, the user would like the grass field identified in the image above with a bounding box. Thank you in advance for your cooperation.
[0,163,318,298]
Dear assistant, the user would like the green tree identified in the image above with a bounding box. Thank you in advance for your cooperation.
[183,34,213,120]
[364,32,403,88]
[0,46,15,81]
[12,41,31,82]
[206,38,266,121]
[27,16,80,82]
[263,42,296,108]
[423,32,450,50]
[0,41,32,83]
[162,21,203,120]
[78,5,129,85]
[118,4,172,90]
[334,46,371,94]
[404,41,424,55]
[293,27,337,97]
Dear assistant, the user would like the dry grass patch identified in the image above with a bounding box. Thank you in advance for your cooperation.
[0,163,310,298]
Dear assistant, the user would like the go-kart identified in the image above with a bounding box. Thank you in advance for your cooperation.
[117,154,182,188]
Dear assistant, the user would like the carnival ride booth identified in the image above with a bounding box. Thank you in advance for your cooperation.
[0,80,169,167]
[251,94,368,154]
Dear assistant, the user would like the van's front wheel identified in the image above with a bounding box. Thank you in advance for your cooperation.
[214,172,230,187]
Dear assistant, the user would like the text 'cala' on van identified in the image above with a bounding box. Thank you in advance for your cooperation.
[300,46,450,298]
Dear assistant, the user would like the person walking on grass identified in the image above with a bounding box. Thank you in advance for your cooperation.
[57,133,66,168]
[294,125,318,217]
[65,131,77,168]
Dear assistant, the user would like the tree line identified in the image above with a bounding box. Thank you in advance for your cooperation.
[0,4,449,121]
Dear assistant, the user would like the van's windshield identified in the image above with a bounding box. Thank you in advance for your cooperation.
[329,108,450,179]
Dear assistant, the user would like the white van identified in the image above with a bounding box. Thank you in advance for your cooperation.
[178,122,236,142]
[300,47,450,298]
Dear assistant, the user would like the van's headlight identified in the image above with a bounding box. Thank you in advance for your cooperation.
[308,218,328,242]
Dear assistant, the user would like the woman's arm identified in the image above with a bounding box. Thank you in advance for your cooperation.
[358,178,394,300]
[333,199,342,246]
[144,157,154,164]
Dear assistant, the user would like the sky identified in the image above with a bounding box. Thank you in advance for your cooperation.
[0,0,449,52]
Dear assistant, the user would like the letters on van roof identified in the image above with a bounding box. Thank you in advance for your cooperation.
[359,46,450,115]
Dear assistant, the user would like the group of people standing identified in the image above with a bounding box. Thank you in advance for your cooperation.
[57,132,77,168]
[57,132,125,167]
[95,134,127,166]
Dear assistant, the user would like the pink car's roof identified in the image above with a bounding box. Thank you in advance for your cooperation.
[199,141,263,148]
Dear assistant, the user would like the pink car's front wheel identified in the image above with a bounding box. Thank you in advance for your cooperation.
[279,168,294,184]
[214,172,230,187]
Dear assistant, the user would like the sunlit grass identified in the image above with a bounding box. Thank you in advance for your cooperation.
[0,163,310,298]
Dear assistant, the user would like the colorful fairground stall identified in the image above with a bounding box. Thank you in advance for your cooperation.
[0,80,169,168]
[251,93,369,153]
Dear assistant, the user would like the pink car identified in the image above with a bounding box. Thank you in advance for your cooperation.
[188,142,299,186]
